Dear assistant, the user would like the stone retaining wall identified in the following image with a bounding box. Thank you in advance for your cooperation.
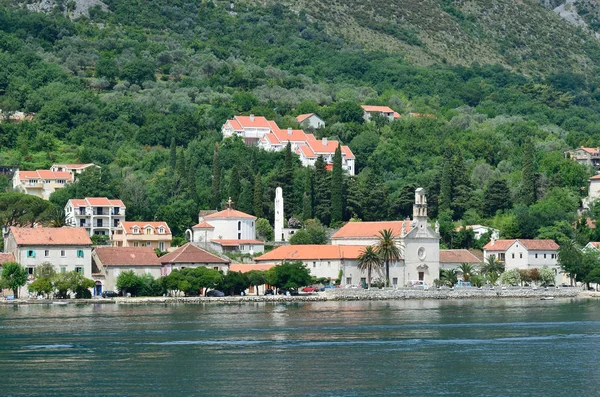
[0,288,582,305]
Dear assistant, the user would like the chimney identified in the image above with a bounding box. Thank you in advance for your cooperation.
[288,127,292,135]
[322,137,327,146]
[491,236,495,246]
[250,114,255,122]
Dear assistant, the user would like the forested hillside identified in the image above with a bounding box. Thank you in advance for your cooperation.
[1,0,600,248]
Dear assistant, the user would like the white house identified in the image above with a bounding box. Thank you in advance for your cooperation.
[65,197,126,237]
[361,105,400,122]
[296,113,325,129]
[91,246,161,296]
[483,239,562,283]
[583,174,600,209]
[295,134,355,175]
[186,207,264,254]
[221,115,274,145]
[254,244,364,281]
[3,227,92,297]
[12,170,73,200]
[566,147,600,169]
[159,243,230,277]
[454,225,499,240]
[50,163,98,179]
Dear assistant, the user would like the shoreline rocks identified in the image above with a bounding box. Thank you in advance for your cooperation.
[0,287,584,305]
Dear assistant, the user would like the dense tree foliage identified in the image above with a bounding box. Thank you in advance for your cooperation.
[0,1,598,248]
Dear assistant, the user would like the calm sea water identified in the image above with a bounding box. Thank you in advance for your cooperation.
[1,299,600,396]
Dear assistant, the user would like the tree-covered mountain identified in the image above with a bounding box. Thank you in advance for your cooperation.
[1,0,600,248]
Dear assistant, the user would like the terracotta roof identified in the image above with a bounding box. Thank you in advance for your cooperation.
[273,128,307,143]
[255,245,367,261]
[192,221,214,229]
[263,133,281,145]
[94,247,161,266]
[211,239,264,247]
[204,209,256,220]
[393,112,401,119]
[234,115,271,129]
[10,227,92,246]
[227,119,242,131]
[439,249,481,264]
[296,113,313,123]
[160,243,229,264]
[306,134,340,154]
[341,145,355,160]
[361,105,395,113]
[297,144,316,158]
[120,221,171,235]
[68,197,125,207]
[483,239,559,251]
[19,170,73,181]
[229,263,277,272]
[588,242,600,250]
[331,221,411,239]
[580,147,599,154]
[0,253,16,265]
[590,175,600,180]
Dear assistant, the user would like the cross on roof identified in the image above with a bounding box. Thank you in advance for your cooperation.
[226,197,234,209]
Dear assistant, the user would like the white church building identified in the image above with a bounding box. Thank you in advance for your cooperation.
[186,205,264,255]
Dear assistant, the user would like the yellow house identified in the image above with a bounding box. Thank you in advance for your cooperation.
[111,221,172,252]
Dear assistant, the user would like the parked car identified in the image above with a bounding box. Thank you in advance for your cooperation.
[264,288,274,295]
[278,288,299,296]
[206,290,225,297]
[101,291,119,298]
[301,286,319,293]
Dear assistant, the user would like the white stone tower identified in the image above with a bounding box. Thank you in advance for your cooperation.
[274,187,284,242]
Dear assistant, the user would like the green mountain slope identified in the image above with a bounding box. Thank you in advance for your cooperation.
[250,0,600,74]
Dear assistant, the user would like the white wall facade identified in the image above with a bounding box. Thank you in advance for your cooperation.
[209,218,255,240]
[300,115,325,129]
[65,202,126,237]
[12,246,92,278]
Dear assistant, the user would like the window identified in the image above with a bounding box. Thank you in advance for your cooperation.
[159,242,165,251]
[133,242,139,247]
[511,253,515,259]
[552,254,556,259]
[146,228,151,235]
[77,250,84,258]
[418,272,424,281]
[44,250,50,257]
[213,267,218,270]
[392,278,398,286]
[96,219,103,227]
[519,253,523,259]
[328,261,331,267]
[346,277,352,285]
[544,254,547,259]
[238,221,241,231]
[79,208,86,215]
[27,267,34,275]
[132,227,139,234]
[75,267,83,274]
[499,253,506,261]
[313,262,316,268]
[60,250,66,257]
[158,227,164,234]
[535,254,538,259]
[114,219,119,227]
[60,266,66,274]
[27,250,36,258]
[238,233,241,239]
[146,242,151,246]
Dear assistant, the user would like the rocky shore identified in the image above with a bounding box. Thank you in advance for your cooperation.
[0,287,584,305]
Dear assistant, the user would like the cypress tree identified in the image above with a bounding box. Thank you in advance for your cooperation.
[330,145,343,225]
[439,146,453,213]
[313,156,331,225]
[302,192,312,220]
[282,142,295,217]
[211,143,221,209]
[237,181,253,214]
[169,137,177,171]
[521,139,537,205]
[228,164,241,206]
[451,148,472,220]
[253,173,264,218]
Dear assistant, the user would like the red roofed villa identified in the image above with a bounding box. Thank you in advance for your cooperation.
[160,243,230,276]
[65,197,126,237]
[111,221,172,252]
[12,170,74,200]
[295,113,325,129]
[361,105,401,121]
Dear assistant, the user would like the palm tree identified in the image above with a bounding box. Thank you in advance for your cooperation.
[458,263,475,282]
[480,256,505,285]
[440,269,459,287]
[358,246,383,289]
[376,229,400,287]
[48,207,66,227]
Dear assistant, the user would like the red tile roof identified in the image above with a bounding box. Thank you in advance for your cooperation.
[211,239,264,247]
[590,175,600,180]
[361,105,395,113]
[120,221,171,235]
[10,227,92,246]
[94,247,161,266]
[229,263,277,272]
[273,128,307,143]
[0,253,16,265]
[226,119,242,131]
[192,221,214,229]
[439,249,481,264]
[255,245,366,261]
[296,113,314,123]
[204,209,256,220]
[331,221,411,239]
[580,147,599,154]
[305,134,339,154]
[160,243,229,264]
[483,239,559,251]
[588,242,600,250]
[341,145,355,159]
[68,197,125,207]
[19,170,73,181]
[234,115,271,129]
